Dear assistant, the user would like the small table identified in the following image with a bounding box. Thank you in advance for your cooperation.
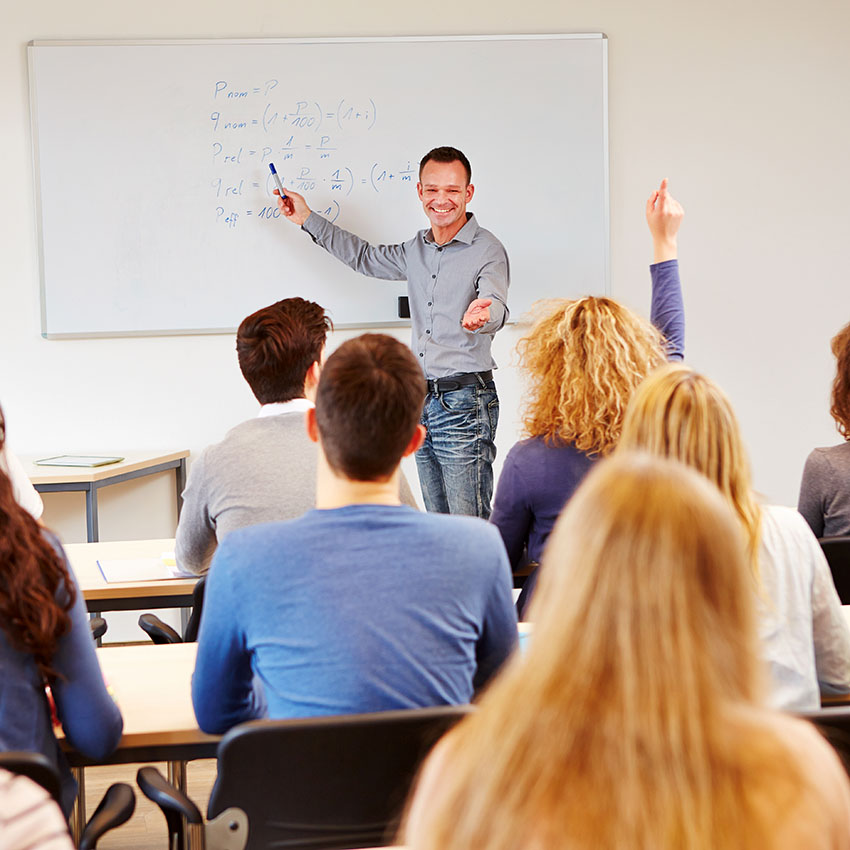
[60,643,218,842]
[65,537,197,613]
[23,450,189,542]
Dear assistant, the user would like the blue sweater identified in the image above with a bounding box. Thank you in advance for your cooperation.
[192,504,518,734]
[0,539,123,814]
[490,260,685,615]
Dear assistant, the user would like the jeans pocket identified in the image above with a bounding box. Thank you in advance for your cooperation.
[438,386,477,414]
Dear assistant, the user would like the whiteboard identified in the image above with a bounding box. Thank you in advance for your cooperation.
[28,35,609,338]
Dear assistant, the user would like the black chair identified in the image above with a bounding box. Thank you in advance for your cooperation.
[138,704,472,850]
[799,707,850,776]
[89,617,108,642]
[139,577,206,644]
[0,751,136,849]
[819,537,850,604]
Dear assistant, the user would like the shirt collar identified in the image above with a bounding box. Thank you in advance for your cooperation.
[423,212,478,247]
[257,398,314,418]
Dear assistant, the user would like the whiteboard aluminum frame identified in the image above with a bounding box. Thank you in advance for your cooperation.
[28,34,610,339]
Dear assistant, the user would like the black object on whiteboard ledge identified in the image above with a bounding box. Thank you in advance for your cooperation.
[398,297,410,319]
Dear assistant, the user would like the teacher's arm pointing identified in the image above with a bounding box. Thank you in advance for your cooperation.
[275,188,311,226]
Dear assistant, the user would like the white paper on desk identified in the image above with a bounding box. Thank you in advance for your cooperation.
[97,558,184,583]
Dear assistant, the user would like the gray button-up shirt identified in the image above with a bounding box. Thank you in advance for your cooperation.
[302,212,510,379]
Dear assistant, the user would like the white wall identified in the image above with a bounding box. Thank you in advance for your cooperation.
[3,0,850,547]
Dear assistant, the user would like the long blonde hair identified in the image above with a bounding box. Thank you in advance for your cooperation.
[402,454,801,850]
[517,297,667,454]
[619,364,763,576]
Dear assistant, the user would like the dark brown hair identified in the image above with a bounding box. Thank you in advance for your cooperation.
[0,406,75,682]
[419,147,472,184]
[831,321,850,439]
[315,334,426,481]
[236,298,332,404]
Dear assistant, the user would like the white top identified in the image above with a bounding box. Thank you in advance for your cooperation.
[257,398,314,418]
[0,446,44,520]
[0,769,74,850]
[759,504,850,710]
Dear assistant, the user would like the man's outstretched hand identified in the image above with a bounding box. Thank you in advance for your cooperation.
[275,188,312,226]
[462,298,492,331]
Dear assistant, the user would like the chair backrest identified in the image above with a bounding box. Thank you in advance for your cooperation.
[182,576,206,643]
[799,707,850,776]
[819,537,850,604]
[207,705,473,850]
[0,751,63,807]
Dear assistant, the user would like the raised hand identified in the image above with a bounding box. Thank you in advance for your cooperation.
[646,178,684,263]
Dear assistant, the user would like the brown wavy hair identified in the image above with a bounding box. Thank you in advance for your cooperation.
[830,321,850,439]
[0,406,75,682]
[517,297,667,455]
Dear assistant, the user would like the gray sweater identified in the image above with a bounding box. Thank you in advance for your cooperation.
[798,441,850,538]
[176,411,417,574]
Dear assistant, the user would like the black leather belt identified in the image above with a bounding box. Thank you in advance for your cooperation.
[426,370,493,395]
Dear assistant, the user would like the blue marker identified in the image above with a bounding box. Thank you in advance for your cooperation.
[268,162,286,199]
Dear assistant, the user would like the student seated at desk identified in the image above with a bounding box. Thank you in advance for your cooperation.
[192,334,517,734]
[402,455,850,850]
[620,365,850,711]
[176,297,416,575]
[799,319,850,537]
[0,406,122,816]
[489,179,684,616]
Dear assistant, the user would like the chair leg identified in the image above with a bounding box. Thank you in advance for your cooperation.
[71,766,86,845]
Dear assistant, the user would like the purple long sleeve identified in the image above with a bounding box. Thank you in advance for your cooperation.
[650,259,685,361]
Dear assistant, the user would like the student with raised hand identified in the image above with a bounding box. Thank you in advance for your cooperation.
[489,178,684,615]
[402,454,850,850]
[799,319,850,537]
[0,405,122,816]
[175,297,416,575]
[620,364,850,710]
[192,333,517,735]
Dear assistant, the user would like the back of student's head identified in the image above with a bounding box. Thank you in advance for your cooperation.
[619,363,763,574]
[315,334,426,481]
[831,320,850,439]
[236,298,331,404]
[518,296,666,454]
[0,404,75,682]
[402,453,802,850]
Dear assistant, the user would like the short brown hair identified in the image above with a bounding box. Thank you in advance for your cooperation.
[419,147,472,184]
[831,321,850,439]
[236,298,331,404]
[315,334,426,481]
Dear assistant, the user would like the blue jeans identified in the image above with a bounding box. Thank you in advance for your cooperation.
[415,380,499,518]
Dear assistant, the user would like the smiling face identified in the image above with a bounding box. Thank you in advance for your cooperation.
[417,159,475,243]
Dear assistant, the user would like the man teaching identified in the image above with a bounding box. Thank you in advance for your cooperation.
[275,146,509,518]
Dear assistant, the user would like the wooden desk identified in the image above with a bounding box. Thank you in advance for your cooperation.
[65,537,197,613]
[23,450,189,542]
[63,643,217,767]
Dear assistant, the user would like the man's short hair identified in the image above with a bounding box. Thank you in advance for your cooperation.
[236,298,331,404]
[316,334,426,481]
[419,146,472,184]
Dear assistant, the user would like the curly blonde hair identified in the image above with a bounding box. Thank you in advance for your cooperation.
[518,297,668,455]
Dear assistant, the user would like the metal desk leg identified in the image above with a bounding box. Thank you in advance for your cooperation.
[176,457,187,518]
[167,760,187,793]
[71,766,86,845]
[85,484,100,543]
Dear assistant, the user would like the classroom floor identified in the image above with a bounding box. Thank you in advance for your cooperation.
[84,759,216,849]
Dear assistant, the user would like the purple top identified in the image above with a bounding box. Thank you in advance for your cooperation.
[490,260,684,613]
